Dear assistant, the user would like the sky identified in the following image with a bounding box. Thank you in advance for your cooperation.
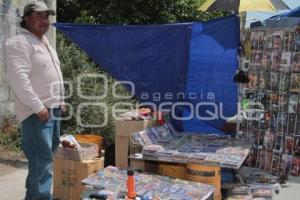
[245,0,300,27]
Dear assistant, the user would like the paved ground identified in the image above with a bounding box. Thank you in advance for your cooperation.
[0,159,300,200]
[274,176,300,200]
[0,159,27,200]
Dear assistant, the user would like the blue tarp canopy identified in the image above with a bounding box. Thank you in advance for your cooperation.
[55,15,239,135]
[270,6,300,19]
[251,6,300,29]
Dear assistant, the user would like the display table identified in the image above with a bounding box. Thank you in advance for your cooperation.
[128,135,254,200]
[129,135,254,170]
[81,166,215,200]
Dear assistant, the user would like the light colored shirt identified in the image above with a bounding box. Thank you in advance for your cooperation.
[5,28,64,123]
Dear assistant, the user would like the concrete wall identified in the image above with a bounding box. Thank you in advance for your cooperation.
[0,0,56,119]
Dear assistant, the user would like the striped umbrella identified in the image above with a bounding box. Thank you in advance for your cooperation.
[199,0,290,13]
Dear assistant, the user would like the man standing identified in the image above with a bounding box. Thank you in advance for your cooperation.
[5,1,65,200]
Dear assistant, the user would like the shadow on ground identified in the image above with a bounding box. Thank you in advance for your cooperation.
[0,158,27,169]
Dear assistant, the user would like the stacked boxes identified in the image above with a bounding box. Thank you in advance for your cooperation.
[53,142,103,200]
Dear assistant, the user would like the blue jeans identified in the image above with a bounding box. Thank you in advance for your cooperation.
[21,108,61,200]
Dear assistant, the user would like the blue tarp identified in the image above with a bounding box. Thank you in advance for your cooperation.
[55,15,239,135]
[251,7,300,29]
[270,6,300,19]
[182,16,239,134]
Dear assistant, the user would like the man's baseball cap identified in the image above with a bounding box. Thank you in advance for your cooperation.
[23,1,55,17]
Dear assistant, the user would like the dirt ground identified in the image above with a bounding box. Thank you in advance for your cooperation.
[0,145,26,177]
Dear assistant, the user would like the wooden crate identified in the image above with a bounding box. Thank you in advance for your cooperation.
[53,157,104,200]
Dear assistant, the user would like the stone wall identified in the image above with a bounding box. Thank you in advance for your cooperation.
[0,0,56,120]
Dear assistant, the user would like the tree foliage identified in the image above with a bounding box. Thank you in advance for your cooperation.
[57,33,133,144]
[57,0,226,24]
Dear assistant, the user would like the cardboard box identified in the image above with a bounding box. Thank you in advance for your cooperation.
[53,157,104,200]
[54,142,98,161]
[114,120,156,169]
[158,163,186,179]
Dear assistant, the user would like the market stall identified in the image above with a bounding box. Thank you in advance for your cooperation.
[54,14,255,200]
[55,15,239,136]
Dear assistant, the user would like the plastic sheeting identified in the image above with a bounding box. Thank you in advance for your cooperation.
[251,6,300,29]
[55,15,239,135]
[182,16,239,135]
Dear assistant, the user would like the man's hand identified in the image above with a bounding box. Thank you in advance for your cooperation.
[36,107,49,121]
